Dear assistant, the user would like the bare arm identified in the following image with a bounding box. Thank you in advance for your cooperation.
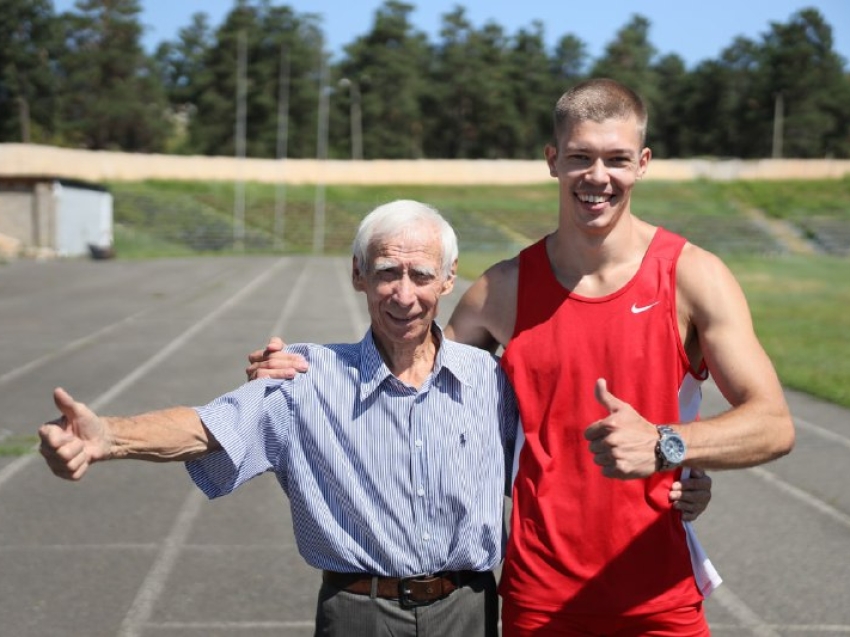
[445,257,519,351]
[38,387,220,481]
[585,246,794,478]
[675,245,795,468]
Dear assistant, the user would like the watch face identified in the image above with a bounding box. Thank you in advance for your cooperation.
[661,435,686,464]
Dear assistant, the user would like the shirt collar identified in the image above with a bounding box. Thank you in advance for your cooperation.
[358,322,473,400]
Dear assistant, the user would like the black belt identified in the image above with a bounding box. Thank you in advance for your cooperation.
[322,570,482,608]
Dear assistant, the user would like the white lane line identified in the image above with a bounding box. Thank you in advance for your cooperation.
[0,263,242,388]
[792,416,850,452]
[709,623,850,633]
[0,453,39,490]
[0,543,157,551]
[0,543,298,551]
[89,258,291,413]
[748,465,850,530]
[149,621,315,630]
[118,489,205,637]
[0,310,149,387]
[268,260,310,341]
[113,258,293,637]
[702,382,850,449]
[0,259,291,491]
[711,586,782,636]
[118,259,312,636]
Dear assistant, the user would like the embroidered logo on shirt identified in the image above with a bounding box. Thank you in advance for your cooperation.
[631,301,660,314]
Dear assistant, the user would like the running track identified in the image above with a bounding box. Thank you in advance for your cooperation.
[0,256,848,636]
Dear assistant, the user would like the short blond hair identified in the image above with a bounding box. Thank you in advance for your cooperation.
[553,78,648,146]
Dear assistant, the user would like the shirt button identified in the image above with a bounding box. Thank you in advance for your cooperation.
[415,439,423,448]
[422,532,431,541]
[417,487,425,497]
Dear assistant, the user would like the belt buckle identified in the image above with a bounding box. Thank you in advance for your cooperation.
[398,574,440,609]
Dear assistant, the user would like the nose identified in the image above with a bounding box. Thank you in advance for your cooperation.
[585,158,608,184]
[392,275,416,306]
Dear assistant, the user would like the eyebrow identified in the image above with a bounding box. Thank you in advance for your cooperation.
[372,259,400,272]
[372,260,437,277]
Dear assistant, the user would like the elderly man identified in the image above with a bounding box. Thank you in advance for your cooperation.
[38,200,519,637]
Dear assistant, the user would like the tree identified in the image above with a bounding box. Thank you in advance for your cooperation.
[650,53,688,157]
[551,34,588,87]
[0,0,57,143]
[590,14,662,146]
[427,7,518,158]
[185,0,323,158]
[54,0,169,151]
[333,0,430,159]
[505,22,555,158]
[759,8,850,157]
[153,13,213,152]
[155,13,213,107]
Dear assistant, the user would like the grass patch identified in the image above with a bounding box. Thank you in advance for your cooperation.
[0,434,38,457]
[727,254,850,407]
[103,178,850,407]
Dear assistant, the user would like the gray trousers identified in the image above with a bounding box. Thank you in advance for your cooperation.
[314,571,498,637]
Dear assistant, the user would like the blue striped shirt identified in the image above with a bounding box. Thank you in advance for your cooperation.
[186,325,518,577]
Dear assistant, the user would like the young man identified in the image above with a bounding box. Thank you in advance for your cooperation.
[446,78,795,635]
[248,79,793,636]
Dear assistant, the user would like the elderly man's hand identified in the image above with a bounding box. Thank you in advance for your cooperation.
[39,388,110,481]
[245,336,309,381]
[670,468,712,521]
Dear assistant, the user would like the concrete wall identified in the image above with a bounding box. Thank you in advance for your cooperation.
[0,189,34,243]
[1,143,849,185]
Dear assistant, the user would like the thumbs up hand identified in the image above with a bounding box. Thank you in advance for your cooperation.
[584,378,659,479]
[38,388,111,481]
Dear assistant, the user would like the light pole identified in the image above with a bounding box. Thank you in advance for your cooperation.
[274,44,290,251]
[338,78,363,160]
[233,29,247,252]
[313,55,331,254]
[772,91,784,159]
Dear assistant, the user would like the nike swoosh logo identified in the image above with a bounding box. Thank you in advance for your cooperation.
[631,301,659,314]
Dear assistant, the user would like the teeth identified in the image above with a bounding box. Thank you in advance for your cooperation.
[578,194,609,203]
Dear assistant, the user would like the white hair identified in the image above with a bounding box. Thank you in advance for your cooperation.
[351,200,458,278]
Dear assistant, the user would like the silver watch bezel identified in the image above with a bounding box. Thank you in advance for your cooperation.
[656,425,686,471]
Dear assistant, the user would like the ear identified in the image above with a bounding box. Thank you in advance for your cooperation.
[544,144,558,177]
[637,146,652,179]
[351,256,366,292]
[441,259,458,296]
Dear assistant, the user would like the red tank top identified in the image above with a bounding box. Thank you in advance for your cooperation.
[500,227,705,615]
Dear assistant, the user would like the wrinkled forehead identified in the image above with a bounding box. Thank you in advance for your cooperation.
[366,228,443,267]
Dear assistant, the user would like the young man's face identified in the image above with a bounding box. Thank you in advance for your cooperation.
[354,228,455,351]
[545,115,651,234]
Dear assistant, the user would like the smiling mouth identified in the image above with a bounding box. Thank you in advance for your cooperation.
[576,193,613,205]
[387,313,419,325]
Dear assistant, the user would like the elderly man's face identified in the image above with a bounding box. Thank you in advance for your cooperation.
[353,227,455,351]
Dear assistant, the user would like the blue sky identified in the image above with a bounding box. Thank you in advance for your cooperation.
[53,0,849,69]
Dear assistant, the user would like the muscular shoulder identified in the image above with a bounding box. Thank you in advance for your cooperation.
[676,242,748,326]
[473,256,520,310]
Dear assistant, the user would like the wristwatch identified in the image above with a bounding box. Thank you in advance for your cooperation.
[655,425,687,471]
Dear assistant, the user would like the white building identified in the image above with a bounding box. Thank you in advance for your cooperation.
[0,176,113,259]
